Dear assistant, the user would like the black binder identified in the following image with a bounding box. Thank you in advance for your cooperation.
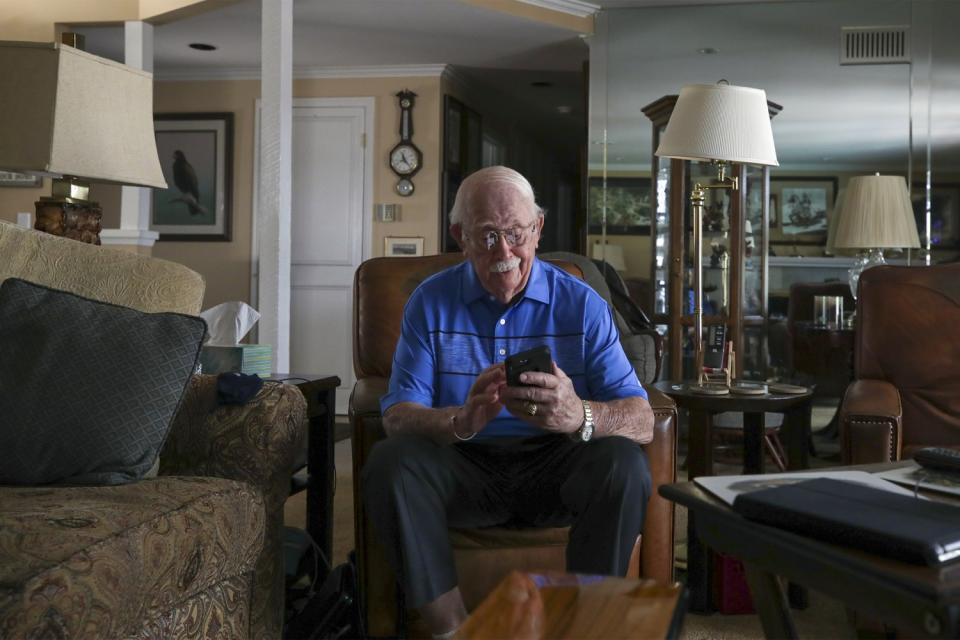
[732,478,960,566]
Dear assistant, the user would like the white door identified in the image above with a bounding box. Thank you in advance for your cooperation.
[289,100,371,412]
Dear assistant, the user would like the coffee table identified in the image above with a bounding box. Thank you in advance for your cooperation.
[660,464,960,639]
[458,571,685,639]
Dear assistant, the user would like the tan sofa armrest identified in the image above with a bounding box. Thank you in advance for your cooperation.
[839,379,902,465]
[160,375,307,508]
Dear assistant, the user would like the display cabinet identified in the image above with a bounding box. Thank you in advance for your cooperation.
[642,95,781,381]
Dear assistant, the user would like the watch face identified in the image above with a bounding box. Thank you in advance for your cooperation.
[395,178,414,197]
[390,144,420,176]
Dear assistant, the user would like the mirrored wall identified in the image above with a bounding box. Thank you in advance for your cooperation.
[588,0,960,380]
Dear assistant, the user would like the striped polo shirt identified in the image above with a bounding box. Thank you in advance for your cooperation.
[381,258,647,438]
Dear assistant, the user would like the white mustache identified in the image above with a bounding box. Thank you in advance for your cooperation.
[490,257,521,273]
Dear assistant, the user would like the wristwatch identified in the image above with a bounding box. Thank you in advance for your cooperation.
[571,400,594,442]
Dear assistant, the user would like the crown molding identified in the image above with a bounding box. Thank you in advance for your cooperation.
[157,64,449,82]
[515,0,600,18]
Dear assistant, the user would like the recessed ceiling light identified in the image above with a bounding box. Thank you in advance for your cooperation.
[189,43,217,51]
[697,47,719,55]
[530,81,554,88]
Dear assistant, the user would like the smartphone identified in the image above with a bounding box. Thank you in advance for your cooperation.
[505,345,552,386]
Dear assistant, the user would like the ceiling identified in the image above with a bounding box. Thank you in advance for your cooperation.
[72,0,959,175]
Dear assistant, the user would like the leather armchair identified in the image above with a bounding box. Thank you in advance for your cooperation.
[349,254,677,638]
[839,264,960,464]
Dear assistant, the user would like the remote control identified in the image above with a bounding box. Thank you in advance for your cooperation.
[913,447,960,474]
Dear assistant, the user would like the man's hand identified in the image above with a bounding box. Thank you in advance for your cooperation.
[499,361,583,435]
[453,363,507,439]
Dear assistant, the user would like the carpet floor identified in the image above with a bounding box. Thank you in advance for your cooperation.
[283,400,856,638]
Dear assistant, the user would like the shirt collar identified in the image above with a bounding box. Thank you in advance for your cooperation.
[460,257,550,305]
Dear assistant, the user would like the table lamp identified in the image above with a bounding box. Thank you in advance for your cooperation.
[0,41,167,244]
[655,82,779,386]
[832,174,920,299]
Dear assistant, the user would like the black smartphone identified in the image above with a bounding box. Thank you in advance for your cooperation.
[505,345,552,386]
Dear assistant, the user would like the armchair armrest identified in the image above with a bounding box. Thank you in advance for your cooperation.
[839,379,902,465]
[160,375,308,508]
[640,385,677,584]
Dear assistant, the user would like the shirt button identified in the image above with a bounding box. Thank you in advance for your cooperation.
[499,348,506,356]
[499,319,506,325]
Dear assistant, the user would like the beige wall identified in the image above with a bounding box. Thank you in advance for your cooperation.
[146,75,443,309]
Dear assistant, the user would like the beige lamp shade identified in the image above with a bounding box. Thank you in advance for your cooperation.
[591,242,627,272]
[0,41,166,189]
[833,175,920,249]
[655,83,779,166]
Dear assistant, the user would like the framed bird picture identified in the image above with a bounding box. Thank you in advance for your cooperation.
[151,113,233,241]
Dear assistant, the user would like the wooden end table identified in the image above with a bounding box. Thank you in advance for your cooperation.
[273,373,341,578]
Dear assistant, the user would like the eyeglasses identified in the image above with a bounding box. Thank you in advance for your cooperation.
[467,222,539,251]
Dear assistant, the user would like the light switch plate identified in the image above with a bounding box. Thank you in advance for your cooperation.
[375,203,400,222]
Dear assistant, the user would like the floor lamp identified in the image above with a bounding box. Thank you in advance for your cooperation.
[654,83,779,387]
[0,41,167,244]
[832,174,920,299]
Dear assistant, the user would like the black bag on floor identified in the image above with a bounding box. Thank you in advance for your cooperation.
[285,552,364,640]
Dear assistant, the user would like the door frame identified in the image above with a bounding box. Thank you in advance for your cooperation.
[250,97,375,311]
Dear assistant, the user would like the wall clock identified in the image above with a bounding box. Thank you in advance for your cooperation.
[389,90,422,197]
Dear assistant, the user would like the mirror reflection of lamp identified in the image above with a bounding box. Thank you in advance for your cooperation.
[832,174,920,299]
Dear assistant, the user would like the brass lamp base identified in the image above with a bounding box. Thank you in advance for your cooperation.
[35,199,102,245]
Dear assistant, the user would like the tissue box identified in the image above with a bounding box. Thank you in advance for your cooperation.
[200,344,272,377]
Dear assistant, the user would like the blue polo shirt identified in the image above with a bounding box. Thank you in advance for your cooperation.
[381,258,647,438]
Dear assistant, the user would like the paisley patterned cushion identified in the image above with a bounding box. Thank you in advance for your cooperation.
[0,477,264,639]
[0,278,205,485]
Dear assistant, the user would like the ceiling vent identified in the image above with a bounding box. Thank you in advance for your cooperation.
[840,26,910,65]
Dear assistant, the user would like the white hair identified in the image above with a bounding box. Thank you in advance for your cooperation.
[449,166,544,227]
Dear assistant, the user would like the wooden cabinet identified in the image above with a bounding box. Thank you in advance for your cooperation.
[642,95,781,381]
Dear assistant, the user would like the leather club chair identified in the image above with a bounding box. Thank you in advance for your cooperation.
[840,263,960,464]
[349,254,677,638]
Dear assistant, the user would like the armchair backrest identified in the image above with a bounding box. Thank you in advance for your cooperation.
[856,263,960,448]
[0,221,204,314]
[352,255,582,379]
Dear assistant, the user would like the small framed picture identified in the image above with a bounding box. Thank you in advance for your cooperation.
[0,171,42,187]
[385,236,424,257]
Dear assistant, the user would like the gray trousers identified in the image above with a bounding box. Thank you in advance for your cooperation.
[361,433,651,609]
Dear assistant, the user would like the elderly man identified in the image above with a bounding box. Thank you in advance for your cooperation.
[363,166,654,639]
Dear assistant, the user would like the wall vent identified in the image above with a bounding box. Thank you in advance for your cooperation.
[840,26,910,65]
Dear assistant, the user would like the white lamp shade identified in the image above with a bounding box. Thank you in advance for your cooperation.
[655,83,779,167]
[591,242,627,272]
[833,175,920,249]
[0,41,166,189]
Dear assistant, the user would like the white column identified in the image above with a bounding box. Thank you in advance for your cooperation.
[101,20,159,248]
[256,0,293,373]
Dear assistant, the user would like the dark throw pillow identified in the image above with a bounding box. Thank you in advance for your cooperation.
[0,278,206,486]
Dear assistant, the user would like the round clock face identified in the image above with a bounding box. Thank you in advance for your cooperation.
[395,178,414,197]
[400,98,411,108]
[390,144,420,176]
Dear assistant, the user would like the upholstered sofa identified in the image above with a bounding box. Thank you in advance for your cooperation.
[0,221,306,639]
[350,254,677,638]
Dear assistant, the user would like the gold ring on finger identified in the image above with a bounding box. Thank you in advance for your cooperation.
[525,401,538,416]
